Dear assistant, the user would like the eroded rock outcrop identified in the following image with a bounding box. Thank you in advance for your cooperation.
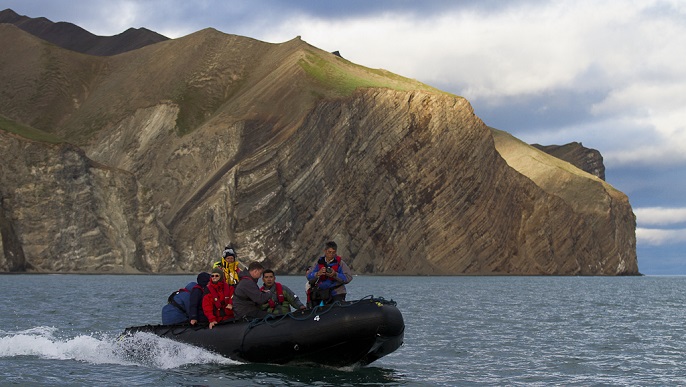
[532,142,605,180]
[0,130,173,272]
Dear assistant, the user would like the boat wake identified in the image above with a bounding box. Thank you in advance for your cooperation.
[0,326,237,369]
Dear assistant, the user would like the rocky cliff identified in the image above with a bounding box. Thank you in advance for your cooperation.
[0,19,639,275]
[532,142,605,180]
[0,130,173,272]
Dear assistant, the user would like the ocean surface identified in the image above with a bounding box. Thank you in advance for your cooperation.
[1,274,686,386]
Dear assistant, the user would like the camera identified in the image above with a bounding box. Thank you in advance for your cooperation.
[325,267,333,274]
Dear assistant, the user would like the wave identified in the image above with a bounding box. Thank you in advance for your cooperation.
[0,326,237,369]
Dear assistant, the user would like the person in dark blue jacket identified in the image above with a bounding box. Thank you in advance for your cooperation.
[189,272,211,326]
[162,281,196,325]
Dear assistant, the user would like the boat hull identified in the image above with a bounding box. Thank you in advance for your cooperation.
[123,297,404,367]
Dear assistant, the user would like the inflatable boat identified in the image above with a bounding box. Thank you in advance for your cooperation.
[122,296,404,367]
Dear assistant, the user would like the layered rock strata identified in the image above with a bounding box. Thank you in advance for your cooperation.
[0,130,173,272]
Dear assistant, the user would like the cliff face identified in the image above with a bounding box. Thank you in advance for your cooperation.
[191,89,637,275]
[492,129,636,274]
[0,130,173,272]
[0,20,639,275]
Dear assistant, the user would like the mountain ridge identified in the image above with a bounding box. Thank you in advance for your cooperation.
[0,8,169,56]
[0,10,638,275]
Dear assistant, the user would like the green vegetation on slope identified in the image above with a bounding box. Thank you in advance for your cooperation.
[298,50,443,96]
[172,83,210,136]
[0,114,63,143]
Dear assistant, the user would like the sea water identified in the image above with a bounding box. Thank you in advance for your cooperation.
[1,274,686,386]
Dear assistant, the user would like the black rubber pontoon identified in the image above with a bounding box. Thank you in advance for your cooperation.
[122,296,404,367]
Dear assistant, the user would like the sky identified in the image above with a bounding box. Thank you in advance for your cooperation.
[4,0,685,275]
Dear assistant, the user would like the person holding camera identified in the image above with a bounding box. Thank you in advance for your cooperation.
[306,241,352,305]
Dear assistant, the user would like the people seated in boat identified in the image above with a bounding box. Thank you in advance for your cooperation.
[306,241,353,305]
[213,244,241,286]
[202,268,235,329]
[189,272,211,326]
[161,281,196,325]
[232,261,273,320]
[260,269,306,315]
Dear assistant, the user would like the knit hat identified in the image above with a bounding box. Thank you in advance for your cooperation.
[223,245,236,259]
[196,272,211,286]
[211,267,224,281]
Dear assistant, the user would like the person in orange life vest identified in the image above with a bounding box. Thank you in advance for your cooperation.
[306,241,352,304]
[260,269,306,315]
[232,262,273,320]
[189,272,211,326]
[202,268,234,329]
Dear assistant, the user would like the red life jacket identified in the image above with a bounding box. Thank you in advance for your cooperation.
[207,282,231,317]
[317,256,341,282]
[261,282,285,309]
[192,284,208,294]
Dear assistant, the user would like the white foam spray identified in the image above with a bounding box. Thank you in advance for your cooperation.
[0,326,237,369]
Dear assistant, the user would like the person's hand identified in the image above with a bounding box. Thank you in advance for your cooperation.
[299,305,306,310]
[318,267,327,276]
[226,304,233,310]
[190,319,197,326]
[209,321,217,329]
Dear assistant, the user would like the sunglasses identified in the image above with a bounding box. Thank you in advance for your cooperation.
[211,274,221,278]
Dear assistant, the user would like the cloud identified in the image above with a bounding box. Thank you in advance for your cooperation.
[637,227,686,246]
[257,4,591,97]
[634,207,686,226]
[592,81,686,167]
[92,0,141,34]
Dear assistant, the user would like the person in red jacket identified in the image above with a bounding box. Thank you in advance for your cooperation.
[202,268,234,328]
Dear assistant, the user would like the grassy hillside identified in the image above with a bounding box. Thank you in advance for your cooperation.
[298,49,442,96]
[0,114,63,143]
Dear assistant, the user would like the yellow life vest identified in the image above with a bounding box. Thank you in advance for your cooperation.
[214,258,241,285]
